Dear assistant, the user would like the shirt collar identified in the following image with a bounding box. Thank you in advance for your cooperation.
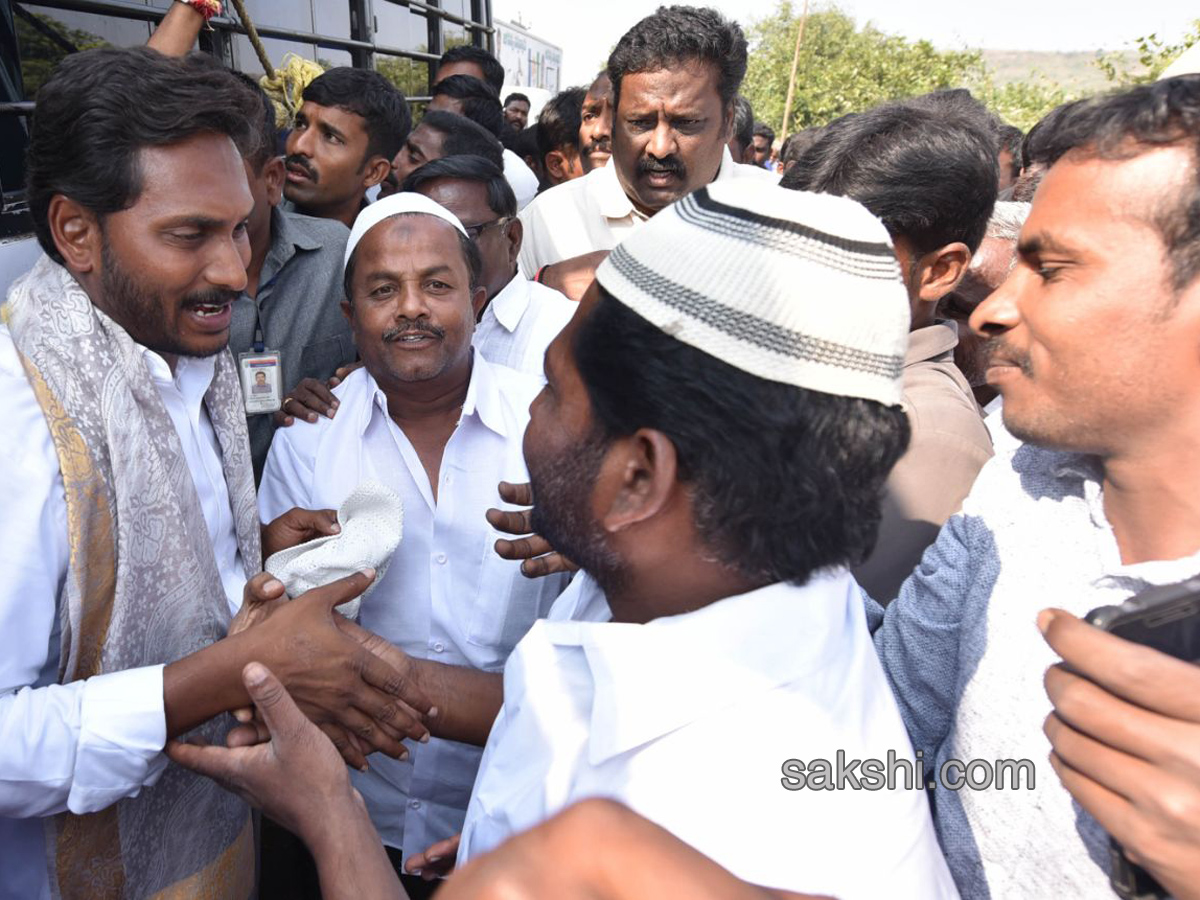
[487,273,530,334]
[260,206,326,287]
[141,347,217,406]
[595,147,739,221]
[905,320,959,366]
[356,350,511,440]
[538,569,860,764]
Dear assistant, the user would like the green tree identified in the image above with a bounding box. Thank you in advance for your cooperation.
[742,2,981,136]
[1096,20,1200,85]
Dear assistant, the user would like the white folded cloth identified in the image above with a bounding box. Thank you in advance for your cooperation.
[264,480,403,619]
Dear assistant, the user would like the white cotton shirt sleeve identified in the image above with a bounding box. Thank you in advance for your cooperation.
[0,326,168,823]
[258,413,318,524]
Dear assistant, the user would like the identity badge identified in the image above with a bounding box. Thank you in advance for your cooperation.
[238,350,283,414]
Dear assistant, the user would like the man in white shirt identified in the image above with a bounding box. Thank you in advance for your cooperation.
[517,6,774,294]
[453,180,956,898]
[0,48,431,899]
[401,155,576,377]
[258,193,570,884]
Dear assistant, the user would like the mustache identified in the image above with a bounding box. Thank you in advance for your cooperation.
[383,320,445,342]
[582,138,611,157]
[636,155,686,178]
[285,154,318,181]
[982,337,1033,375]
[183,288,239,308]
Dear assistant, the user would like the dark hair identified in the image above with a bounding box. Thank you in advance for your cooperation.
[439,45,505,94]
[731,96,754,154]
[537,87,587,160]
[504,92,531,107]
[997,124,1024,179]
[229,70,280,170]
[1030,75,1200,290]
[418,110,504,168]
[779,125,824,172]
[26,47,255,264]
[607,5,747,114]
[302,66,411,161]
[431,74,504,137]
[399,154,516,218]
[343,212,482,300]
[574,288,910,585]
[781,102,997,255]
[752,121,775,144]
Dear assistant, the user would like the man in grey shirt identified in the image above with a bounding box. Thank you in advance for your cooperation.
[222,74,356,478]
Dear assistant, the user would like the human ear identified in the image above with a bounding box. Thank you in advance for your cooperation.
[598,429,678,534]
[263,156,286,207]
[505,217,523,269]
[361,155,393,190]
[47,195,101,275]
[917,242,973,304]
[545,150,569,183]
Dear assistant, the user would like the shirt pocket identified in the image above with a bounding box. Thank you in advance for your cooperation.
[465,531,554,670]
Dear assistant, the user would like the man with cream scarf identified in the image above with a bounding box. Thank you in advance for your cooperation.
[0,47,432,899]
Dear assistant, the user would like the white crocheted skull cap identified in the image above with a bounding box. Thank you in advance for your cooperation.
[594,180,911,406]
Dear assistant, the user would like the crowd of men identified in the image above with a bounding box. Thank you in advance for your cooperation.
[2,2,1200,899]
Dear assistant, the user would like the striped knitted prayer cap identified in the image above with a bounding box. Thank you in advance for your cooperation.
[594,180,911,406]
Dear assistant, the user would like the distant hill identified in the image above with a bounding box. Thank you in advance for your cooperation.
[979,49,1140,91]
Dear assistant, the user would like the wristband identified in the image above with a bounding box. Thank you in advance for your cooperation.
[177,0,222,23]
[534,265,549,284]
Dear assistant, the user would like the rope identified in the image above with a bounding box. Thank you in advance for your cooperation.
[228,0,273,76]
[224,0,326,128]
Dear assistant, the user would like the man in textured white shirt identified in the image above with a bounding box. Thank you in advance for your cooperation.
[871,75,1200,898]
[401,154,576,377]
[517,6,775,293]
[258,192,570,883]
[0,48,433,900]
[454,180,957,899]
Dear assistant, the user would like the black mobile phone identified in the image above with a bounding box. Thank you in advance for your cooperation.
[1085,575,1200,900]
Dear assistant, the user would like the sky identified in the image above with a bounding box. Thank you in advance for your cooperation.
[492,0,1199,88]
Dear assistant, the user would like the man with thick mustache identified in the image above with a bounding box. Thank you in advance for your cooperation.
[258,193,571,892]
[516,5,772,297]
[578,71,614,173]
[283,67,410,228]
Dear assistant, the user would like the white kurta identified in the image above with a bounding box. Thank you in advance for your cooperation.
[0,325,247,900]
[258,354,570,854]
[459,570,958,900]
[473,274,577,377]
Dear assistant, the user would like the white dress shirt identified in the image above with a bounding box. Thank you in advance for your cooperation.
[517,146,777,273]
[459,570,958,900]
[473,274,576,377]
[258,354,570,854]
[0,325,247,900]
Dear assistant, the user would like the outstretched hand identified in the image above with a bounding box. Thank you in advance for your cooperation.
[486,482,577,579]
[169,662,355,842]
[229,570,435,761]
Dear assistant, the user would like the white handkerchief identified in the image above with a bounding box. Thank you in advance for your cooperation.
[265,481,404,620]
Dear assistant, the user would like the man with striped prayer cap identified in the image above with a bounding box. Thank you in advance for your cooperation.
[453,179,957,899]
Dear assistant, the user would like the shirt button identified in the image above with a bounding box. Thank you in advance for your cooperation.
[409,799,421,810]
[431,641,445,653]
[444,473,454,485]
[434,552,447,565]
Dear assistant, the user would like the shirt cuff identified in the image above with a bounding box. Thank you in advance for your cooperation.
[68,665,168,813]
